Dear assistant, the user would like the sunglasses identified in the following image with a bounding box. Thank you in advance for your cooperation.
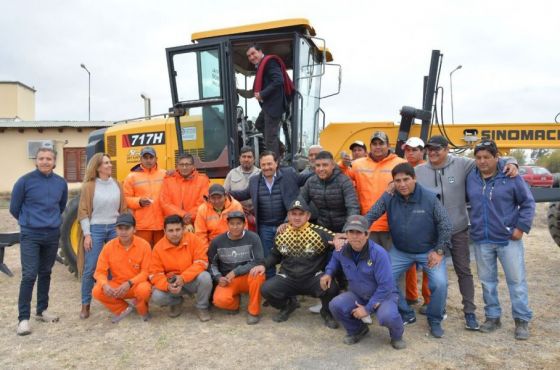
[475,141,496,149]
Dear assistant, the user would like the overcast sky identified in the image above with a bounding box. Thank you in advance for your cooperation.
[2,0,559,125]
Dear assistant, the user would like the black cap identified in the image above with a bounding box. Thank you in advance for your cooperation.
[227,211,246,221]
[349,140,367,151]
[208,184,226,196]
[342,215,368,233]
[426,135,449,148]
[288,198,309,212]
[140,146,156,156]
[115,213,136,227]
[370,131,389,144]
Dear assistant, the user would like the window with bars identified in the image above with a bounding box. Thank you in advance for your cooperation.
[63,147,86,182]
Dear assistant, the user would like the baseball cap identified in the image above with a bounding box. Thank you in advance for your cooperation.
[288,198,309,212]
[343,215,369,233]
[140,146,156,156]
[401,137,425,150]
[208,184,226,196]
[116,213,136,227]
[349,140,367,151]
[227,211,246,221]
[426,135,449,148]
[370,131,389,144]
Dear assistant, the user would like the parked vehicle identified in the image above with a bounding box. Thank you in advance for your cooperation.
[520,166,554,187]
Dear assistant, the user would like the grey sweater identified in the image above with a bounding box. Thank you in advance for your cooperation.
[79,177,121,235]
[208,230,264,281]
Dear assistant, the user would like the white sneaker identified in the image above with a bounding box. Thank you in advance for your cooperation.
[308,303,322,314]
[17,320,31,336]
[361,315,373,324]
[36,310,59,323]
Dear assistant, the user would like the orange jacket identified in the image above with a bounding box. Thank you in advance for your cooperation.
[123,164,166,231]
[149,232,209,291]
[194,195,244,246]
[94,236,152,287]
[159,170,210,222]
[341,153,406,231]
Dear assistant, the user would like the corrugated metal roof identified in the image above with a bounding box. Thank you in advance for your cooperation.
[0,120,112,128]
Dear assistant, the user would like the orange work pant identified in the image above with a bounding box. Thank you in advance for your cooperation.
[135,230,164,248]
[213,274,265,315]
[405,265,431,304]
[93,281,152,316]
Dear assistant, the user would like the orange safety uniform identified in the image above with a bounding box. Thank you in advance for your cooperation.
[213,274,265,315]
[123,164,166,245]
[341,153,406,231]
[194,195,244,246]
[149,232,209,291]
[159,170,210,223]
[404,158,430,304]
[92,236,152,316]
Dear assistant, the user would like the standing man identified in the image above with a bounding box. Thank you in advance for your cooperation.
[250,199,339,328]
[349,140,368,160]
[194,184,244,246]
[324,215,405,349]
[92,214,152,322]
[150,215,213,322]
[159,153,210,229]
[123,146,166,246]
[301,145,323,176]
[229,150,311,278]
[415,135,518,330]
[246,44,294,157]
[401,137,430,312]
[10,147,68,336]
[340,131,406,250]
[223,146,260,222]
[365,163,452,338]
[466,140,535,340]
[209,211,265,324]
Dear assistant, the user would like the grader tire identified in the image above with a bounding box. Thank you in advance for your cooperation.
[59,196,80,277]
[547,202,560,247]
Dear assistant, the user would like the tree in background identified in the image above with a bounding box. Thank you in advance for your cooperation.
[509,149,527,166]
[536,149,560,173]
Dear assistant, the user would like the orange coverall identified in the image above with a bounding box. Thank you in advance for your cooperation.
[159,170,210,223]
[194,195,244,246]
[213,274,265,315]
[93,236,152,316]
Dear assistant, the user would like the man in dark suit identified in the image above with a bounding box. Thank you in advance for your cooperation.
[246,44,292,158]
[229,151,311,278]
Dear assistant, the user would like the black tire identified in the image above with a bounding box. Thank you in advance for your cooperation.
[547,202,560,247]
[59,195,80,277]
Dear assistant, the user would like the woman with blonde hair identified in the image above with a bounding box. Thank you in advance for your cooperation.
[78,153,127,319]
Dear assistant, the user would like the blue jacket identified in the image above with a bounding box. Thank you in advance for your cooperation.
[365,183,452,254]
[229,167,311,231]
[10,169,68,230]
[325,240,396,314]
[467,162,535,245]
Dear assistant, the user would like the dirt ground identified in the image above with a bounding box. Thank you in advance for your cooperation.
[0,205,559,369]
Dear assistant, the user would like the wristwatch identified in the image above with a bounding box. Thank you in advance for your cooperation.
[435,248,444,256]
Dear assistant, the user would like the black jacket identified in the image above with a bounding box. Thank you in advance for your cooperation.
[300,167,360,232]
[258,58,286,118]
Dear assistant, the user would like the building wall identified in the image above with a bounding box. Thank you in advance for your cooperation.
[0,127,98,192]
[0,83,35,120]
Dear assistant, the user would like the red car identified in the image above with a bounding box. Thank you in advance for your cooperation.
[519,166,553,187]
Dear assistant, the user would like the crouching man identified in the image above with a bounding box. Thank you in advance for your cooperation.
[324,215,405,349]
[209,211,265,324]
[93,213,152,323]
[149,215,212,321]
[250,199,339,328]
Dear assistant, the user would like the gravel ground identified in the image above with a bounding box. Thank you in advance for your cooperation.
[0,205,559,369]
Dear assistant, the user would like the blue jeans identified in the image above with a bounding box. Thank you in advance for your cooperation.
[18,228,60,322]
[258,224,277,279]
[473,240,532,322]
[81,224,116,304]
[390,247,448,324]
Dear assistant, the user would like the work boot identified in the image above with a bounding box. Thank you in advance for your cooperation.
[80,304,90,319]
[343,324,369,345]
[321,312,339,329]
[141,313,152,322]
[168,298,183,318]
[247,314,260,325]
[16,320,31,336]
[514,319,529,340]
[36,310,59,323]
[272,297,298,323]
[390,337,407,350]
[111,306,133,324]
[479,317,501,333]
[196,308,211,322]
